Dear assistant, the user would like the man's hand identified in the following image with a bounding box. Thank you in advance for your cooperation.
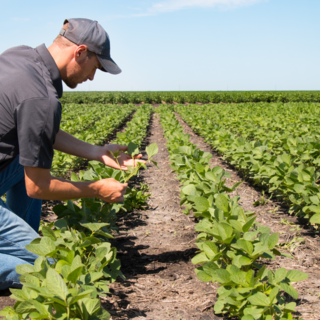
[24,167,127,203]
[54,131,145,171]
[95,178,128,203]
[99,144,146,171]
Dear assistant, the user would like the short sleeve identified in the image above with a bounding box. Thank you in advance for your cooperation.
[16,97,61,169]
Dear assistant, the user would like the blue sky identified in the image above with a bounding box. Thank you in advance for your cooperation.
[1,0,319,91]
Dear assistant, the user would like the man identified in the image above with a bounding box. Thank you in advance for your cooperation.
[0,18,142,290]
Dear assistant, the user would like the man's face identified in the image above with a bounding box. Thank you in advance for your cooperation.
[64,51,102,89]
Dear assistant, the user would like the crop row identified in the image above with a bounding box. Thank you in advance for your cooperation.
[0,106,157,319]
[158,105,307,320]
[52,104,136,176]
[60,105,116,135]
[78,104,155,214]
[60,91,320,105]
[175,103,320,227]
[60,104,108,123]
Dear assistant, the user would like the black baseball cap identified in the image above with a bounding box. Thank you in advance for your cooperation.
[59,18,122,75]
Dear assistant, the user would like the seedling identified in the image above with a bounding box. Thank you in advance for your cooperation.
[280,218,295,226]
[278,237,305,252]
[290,225,301,233]
[111,142,158,183]
[253,190,271,206]
[268,206,279,214]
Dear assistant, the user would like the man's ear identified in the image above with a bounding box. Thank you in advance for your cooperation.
[74,45,88,60]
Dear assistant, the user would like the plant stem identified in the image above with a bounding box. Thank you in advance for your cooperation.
[67,306,70,319]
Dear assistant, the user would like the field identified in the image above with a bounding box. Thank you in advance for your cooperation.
[1,92,320,320]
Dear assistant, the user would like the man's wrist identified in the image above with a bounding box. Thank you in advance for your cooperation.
[89,179,100,198]
[91,145,105,163]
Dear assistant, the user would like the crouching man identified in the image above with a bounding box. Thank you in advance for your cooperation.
[0,18,142,290]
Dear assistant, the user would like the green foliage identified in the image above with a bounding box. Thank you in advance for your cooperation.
[2,220,116,319]
[158,105,308,320]
[59,91,320,105]
[52,104,136,176]
[1,105,158,319]
[175,102,320,228]
[112,105,153,148]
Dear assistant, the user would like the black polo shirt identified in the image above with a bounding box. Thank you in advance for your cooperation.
[0,44,63,173]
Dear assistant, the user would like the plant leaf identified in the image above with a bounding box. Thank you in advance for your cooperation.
[274,268,287,283]
[286,270,308,282]
[46,268,69,302]
[146,143,158,158]
[15,300,36,314]
[280,282,299,299]
[80,222,110,232]
[127,142,139,157]
[268,233,279,249]
[248,292,270,307]
[215,269,231,284]
[230,271,248,287]
[215,194,229,212]
[194,197,209,212]
[310,213,320,224]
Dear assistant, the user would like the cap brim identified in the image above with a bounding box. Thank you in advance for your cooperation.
[97,55,122,75]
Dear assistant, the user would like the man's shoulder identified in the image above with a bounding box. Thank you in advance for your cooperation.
[2,45,33,53]
[0,45,56,103]
[0,45,36,63]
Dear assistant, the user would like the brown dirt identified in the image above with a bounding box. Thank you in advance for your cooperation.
[102,113,219,319]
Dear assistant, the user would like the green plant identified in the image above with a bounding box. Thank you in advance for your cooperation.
[0,220,118,319]
[1,143,158,319]
[268,206,279,215]
[253,191,271,207]
[52,104,135,176]
[175,102,320,228]
[158,106,308,320]
[277,237,305,253]
[213,265,307,320]
[111,141,158,184]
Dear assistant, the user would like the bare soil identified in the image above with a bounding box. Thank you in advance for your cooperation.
[102,113,219,319]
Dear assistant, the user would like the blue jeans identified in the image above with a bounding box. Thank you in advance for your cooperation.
[0,156,41,290]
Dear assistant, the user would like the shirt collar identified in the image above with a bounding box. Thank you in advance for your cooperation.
[35,44,63,99]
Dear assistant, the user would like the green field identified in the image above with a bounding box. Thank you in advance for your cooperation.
[2,96,316,320]
[61,90,320,105]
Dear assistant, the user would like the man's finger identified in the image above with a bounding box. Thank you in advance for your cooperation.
[118,145,128,151]
[121,183,128,195]
[133,154,143,159]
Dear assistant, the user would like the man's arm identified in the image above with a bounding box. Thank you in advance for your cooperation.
[53,129,101,160]
[24,166,127,203]
[54,129,145,170]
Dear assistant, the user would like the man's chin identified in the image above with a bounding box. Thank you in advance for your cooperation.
[63,80,78,89]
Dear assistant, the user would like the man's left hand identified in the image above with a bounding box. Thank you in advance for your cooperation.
[99,144,146,171]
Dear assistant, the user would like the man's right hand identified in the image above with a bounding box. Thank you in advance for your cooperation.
[25,167,127,203]
[94,178,128,203]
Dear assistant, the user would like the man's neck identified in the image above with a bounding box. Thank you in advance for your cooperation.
[47,43,74,82]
